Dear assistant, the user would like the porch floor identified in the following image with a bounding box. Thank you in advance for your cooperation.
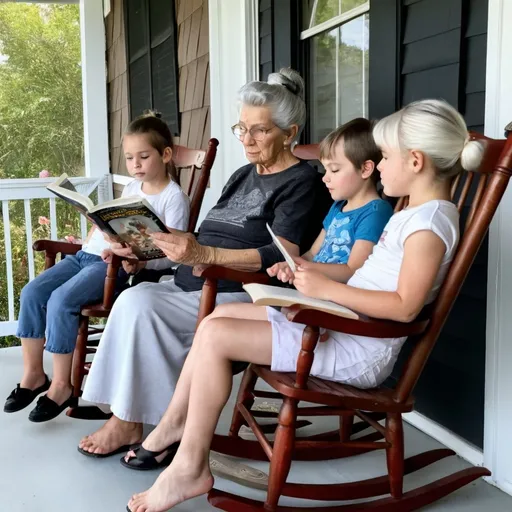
[1,346,511,512]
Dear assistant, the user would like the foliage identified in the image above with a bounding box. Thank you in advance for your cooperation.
[0,3,84,348]
[0,3,83,179]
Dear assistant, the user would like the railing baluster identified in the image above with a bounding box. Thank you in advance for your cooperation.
[0,175,111,336]
[49,197,58,240]
[24,200,35,281]
[2,200,15,322]
[80,215,88,241]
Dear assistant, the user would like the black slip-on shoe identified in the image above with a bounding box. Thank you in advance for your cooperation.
[4,375,51,413]
[120,442,180,471]
[77,443,141,459]
[28,391,78,423]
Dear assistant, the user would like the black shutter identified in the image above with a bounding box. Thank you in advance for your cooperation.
[259,0,273,80]
[124,0,180,136]
[370,0,489,449]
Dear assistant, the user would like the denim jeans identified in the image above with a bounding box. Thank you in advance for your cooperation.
[16,251,109,354]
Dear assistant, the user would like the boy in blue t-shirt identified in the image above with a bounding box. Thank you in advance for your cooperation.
[268,118,393,284]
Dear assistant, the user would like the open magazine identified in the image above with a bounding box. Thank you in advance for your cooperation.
[47,173,171,260]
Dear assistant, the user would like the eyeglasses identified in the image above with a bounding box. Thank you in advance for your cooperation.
[231,123,276,142]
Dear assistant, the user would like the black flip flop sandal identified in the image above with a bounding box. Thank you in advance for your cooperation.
[120,442,180,471]
[77,443,141,459]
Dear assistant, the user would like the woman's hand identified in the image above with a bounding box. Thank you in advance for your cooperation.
[151,231,214,266]
[267,262,294,284]
[122,260,147,275]
[293,264,334,301]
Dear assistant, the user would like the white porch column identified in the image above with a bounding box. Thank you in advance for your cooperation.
[79,0,110,178]
[484,0,512,496]
[200,0,259,223]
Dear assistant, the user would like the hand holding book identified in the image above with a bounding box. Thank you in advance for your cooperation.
[267,256,309,284]
[293,264,335,302]
[47,173,173,261]
[151,230,212,266]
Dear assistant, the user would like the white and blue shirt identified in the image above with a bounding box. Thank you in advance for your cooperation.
[313,199,393,264]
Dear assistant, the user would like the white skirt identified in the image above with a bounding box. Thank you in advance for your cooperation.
[267,307,405,389]
[82,279,250,425]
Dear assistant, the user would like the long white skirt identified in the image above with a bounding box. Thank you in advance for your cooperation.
[82,279,250,425]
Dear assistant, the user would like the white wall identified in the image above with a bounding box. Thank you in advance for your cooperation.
[199,0,259,224]
[484,0,512,496]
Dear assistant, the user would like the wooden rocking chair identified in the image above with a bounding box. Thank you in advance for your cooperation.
[32,138,219,419]
[190,128,512,511]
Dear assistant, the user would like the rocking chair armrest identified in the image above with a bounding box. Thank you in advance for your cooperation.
[193,265,271,285]
[286,306,430,339]
[33,239,82,256]
[102,254,122,310]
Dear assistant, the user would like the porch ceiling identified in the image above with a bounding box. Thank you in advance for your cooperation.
[1,346,511,511]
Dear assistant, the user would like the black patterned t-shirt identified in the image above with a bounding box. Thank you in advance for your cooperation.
[174,161,324,292]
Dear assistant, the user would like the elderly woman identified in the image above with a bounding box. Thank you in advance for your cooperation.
[78,68,323,456]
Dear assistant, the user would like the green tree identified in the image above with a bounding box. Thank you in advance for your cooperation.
[0,3,83,179]
[0,3,85,347]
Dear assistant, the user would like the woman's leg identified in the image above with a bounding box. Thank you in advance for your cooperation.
[79,282,201,455]
[138,303,268,455]
[79,287,251,456]
[128,311,272,512]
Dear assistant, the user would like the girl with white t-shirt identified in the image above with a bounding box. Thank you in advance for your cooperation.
[4,112,189,423]
[122,100,484,512]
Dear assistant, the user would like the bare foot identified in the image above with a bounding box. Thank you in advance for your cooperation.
[79,415,143,456]
[127,458,214,512]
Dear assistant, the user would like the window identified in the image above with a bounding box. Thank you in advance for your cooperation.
[124,0,180,135]
[302,0,369,141]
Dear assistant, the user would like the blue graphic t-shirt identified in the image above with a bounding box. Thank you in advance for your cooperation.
[313,199,393,264]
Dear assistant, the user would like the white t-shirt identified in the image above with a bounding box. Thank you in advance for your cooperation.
[348,199,460,302]
[82,179,190,271]
[269,200,460,389]
[335,199,459,384]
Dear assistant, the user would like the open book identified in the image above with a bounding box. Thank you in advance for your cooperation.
[47,173,171,260]
[266,223,296,272]
[243,283,359,320]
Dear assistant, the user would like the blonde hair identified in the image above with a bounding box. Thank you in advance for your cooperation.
[373,99,483,178]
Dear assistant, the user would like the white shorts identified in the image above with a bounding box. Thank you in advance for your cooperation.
[267,307,403,389]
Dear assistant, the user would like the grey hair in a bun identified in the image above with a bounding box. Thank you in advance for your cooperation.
[238,68,306,142]
[373,99,483,178]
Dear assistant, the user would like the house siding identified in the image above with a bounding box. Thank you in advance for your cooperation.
[106,0,130,196]
[265,0,488,448]
[106,0,210,198]
[395,0,489,449]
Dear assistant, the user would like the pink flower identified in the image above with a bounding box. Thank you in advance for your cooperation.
[39,169,51,178]
[38,216,50,226]
[65,235,76,244]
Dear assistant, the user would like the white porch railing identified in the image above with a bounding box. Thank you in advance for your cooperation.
[0,175,113,337]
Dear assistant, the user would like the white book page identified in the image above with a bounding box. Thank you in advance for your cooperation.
[243,283,359,320]
[266,223,296,273]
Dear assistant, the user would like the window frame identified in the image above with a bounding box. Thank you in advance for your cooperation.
[300,1,370,141]
[300,1,369,40]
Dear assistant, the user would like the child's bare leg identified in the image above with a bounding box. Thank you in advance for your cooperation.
[20,338,46,389]
[139,303,268,454]
[128,314,272,512]
[46,353,73,405]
